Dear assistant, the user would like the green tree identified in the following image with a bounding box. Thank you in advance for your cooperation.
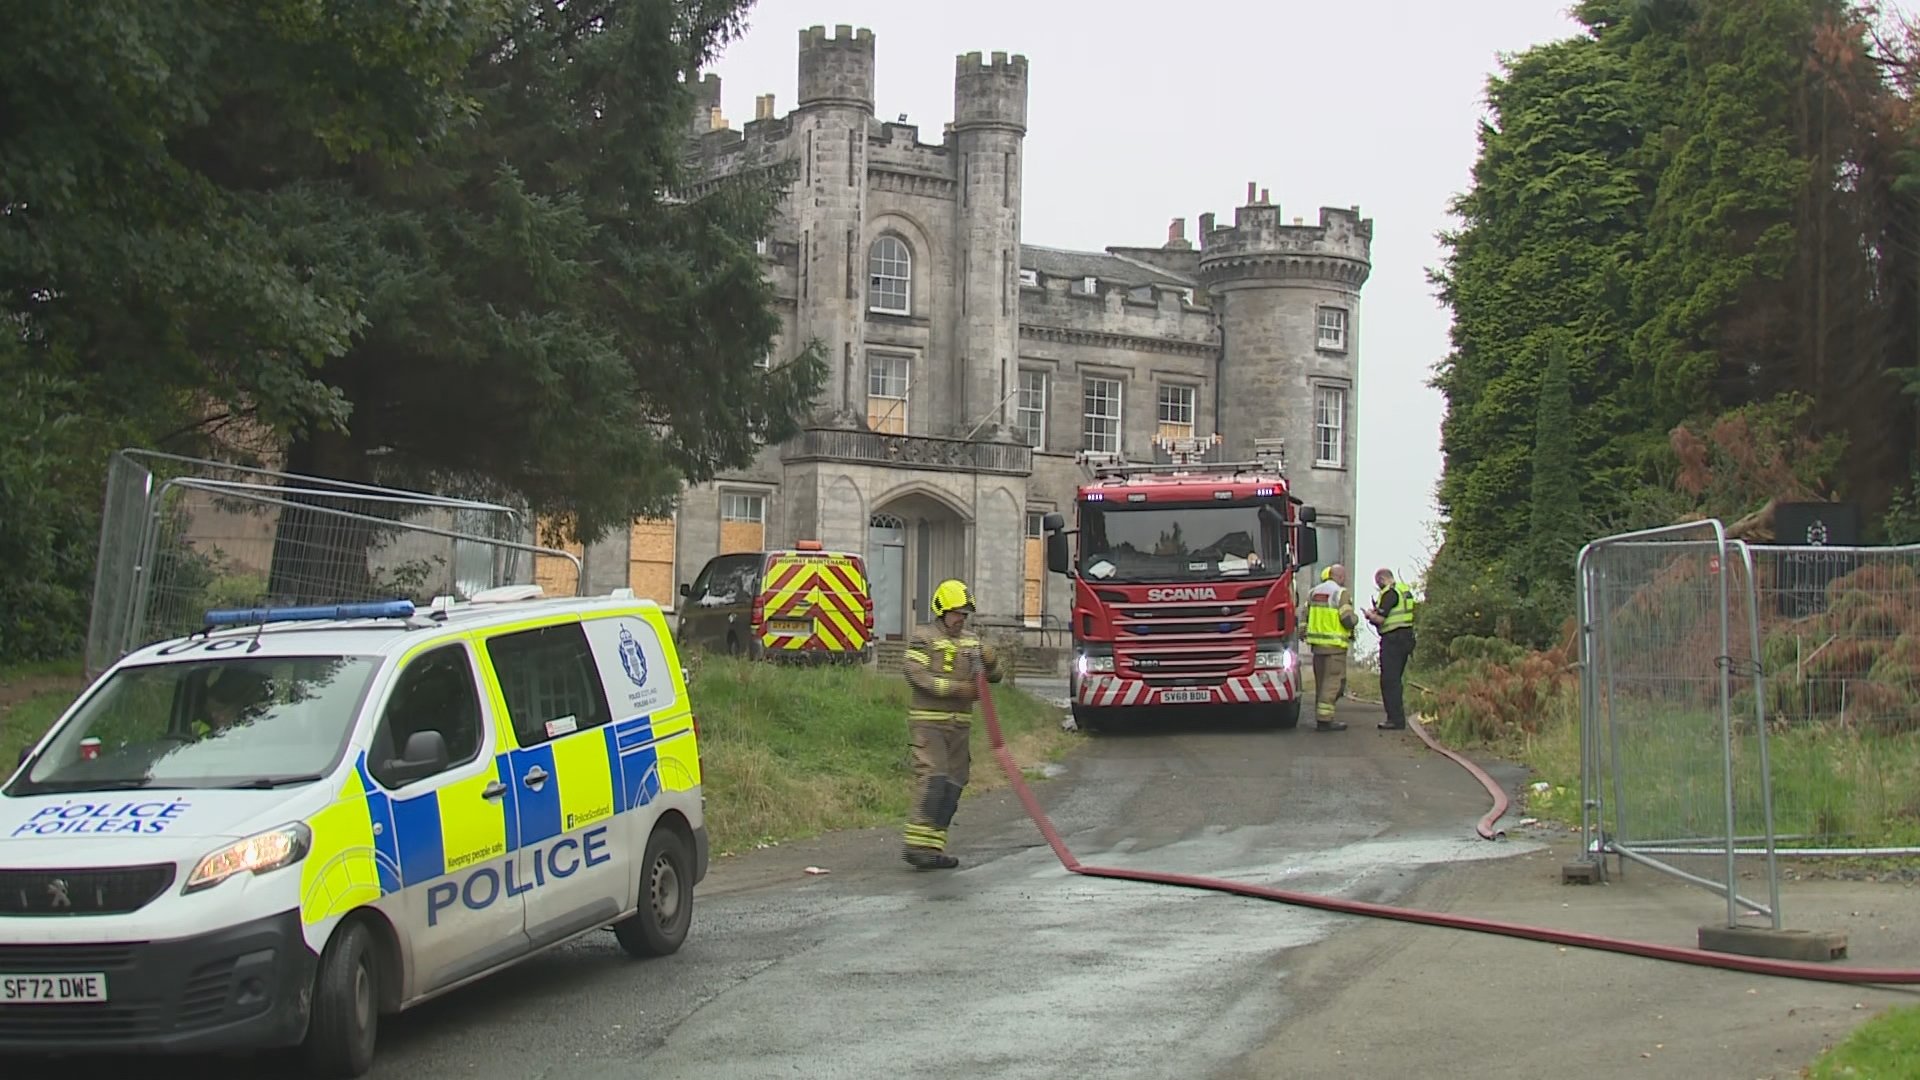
[266,0,825,599]
[1429,0,1905,647]
[1428,26,1657,622]
[2,0,501,657]
[1524,338,1583,608]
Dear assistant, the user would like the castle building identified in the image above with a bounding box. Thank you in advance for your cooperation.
[551,25,1372,643]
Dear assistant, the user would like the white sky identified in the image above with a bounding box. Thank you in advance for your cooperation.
[708,0,1587,593]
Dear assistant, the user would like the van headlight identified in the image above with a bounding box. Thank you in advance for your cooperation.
[184,822,313,894]
[1076,651,1114,674]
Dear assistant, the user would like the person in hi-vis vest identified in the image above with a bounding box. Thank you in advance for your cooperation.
[1366,568,1418,730]
[1302,564,1358,732]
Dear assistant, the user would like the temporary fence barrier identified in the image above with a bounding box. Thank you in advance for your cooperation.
[85,450,583,676]
[1728,543,1920,857]
[1573,520,1783,929]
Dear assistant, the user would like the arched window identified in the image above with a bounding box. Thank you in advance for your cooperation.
[868,235,911,315]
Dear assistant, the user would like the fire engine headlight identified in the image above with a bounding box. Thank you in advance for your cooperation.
[1255,647,1295,671]
[184,821,312,894]
[1077,652,1115,674]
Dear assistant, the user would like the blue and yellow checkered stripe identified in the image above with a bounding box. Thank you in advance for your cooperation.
[298,617,698,925]
[352,715,685,896]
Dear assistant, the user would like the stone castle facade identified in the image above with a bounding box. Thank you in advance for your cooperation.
[555,25,1373,643]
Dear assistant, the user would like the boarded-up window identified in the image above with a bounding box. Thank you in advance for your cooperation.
[866,352,909,434]
[533,515,584,597]
[626,516,676,605]
[1024,511,1046,627]
[1156,384,1195,442]
[719,492,765,554]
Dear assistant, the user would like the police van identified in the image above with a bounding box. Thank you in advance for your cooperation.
[0,586,707,1077]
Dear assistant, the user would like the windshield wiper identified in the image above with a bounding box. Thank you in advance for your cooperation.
[25,777,158,792]
[225,774,327,790]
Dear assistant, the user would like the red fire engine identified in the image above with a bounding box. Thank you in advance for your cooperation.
[1040,435,1321,733]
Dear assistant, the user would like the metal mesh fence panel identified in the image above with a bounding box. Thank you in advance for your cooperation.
[85,452,160,676]
[1742,545,1920,854]
[87,451,582,672]
[1578,522,1781,928]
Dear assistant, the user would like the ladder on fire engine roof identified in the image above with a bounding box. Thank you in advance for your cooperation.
[1076,434,1287,482]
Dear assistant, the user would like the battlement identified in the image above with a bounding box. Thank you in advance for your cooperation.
[1197,184,1372,288]
[798,24,875,111]
[1020,272,1215,353]
[682,71,725,134]
[953,50,1029,133]
[693,113,797,176]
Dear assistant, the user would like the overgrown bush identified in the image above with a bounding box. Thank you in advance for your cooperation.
[1419,636,1579,744]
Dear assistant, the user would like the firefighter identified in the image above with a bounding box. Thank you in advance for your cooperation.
[1366,568,1418,730]
[1303,563,1358,732]
[900,578,1005,870]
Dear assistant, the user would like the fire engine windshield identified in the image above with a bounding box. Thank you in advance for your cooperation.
[1078,502,1287,583]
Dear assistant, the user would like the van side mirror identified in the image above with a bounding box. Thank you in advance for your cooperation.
[678,582,691,598]
[1299,505,1318,524]
[1295,526,1320,570]
[1043,513,1071,576]
[384,730,450,785]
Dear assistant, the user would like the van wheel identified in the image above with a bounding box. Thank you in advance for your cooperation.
[302,919,379,1078]
[614,826,694,958]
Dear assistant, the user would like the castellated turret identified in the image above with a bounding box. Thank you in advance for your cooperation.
[791,25,877,424]
[948,51,1028,439]
[1198,187,1372,561]
[798,24,874,110]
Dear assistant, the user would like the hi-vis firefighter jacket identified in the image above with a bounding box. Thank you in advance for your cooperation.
[903,622,1006,723]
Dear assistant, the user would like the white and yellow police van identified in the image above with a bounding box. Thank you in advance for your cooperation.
[0,587,707,1077]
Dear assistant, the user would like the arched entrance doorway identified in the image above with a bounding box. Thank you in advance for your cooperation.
[867,491,970,639]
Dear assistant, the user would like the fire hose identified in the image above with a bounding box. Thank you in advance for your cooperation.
[975,670,1920,987]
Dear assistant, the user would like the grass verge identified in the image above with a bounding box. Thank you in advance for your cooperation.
[0,654,1077,857]
[1405,654,1920,864]
[686,656,1077,856]
[1805,1003,1920,1078]
[0,659,90,769]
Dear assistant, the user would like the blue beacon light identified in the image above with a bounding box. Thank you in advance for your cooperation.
[202,600,417,626]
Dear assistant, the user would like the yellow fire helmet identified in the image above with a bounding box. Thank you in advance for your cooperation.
[930,578,977,618]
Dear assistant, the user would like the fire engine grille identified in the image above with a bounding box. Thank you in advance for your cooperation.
[1106,595,1259,682]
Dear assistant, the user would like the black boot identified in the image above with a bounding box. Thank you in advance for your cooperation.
[903,850,960,870]
[1315,719,1348,732]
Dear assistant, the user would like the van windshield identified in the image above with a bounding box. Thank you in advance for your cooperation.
[8,655,379,796]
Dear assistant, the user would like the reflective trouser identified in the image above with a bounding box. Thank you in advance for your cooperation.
[903,716,972,854]
[1311,646,1348,720]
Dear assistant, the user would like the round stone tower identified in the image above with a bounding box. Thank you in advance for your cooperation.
[949,50,1028,439]
[793,25,875,424]
[1197,190,1372,565]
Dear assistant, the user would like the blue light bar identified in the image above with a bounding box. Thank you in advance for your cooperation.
[203,600,417,627]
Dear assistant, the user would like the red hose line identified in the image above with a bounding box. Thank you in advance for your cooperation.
[978,673,1920,987]
[1407,714,1510,841]
[1348,690,1510,840]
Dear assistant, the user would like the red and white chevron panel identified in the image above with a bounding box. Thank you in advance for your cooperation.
[1076,669,1297,707]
